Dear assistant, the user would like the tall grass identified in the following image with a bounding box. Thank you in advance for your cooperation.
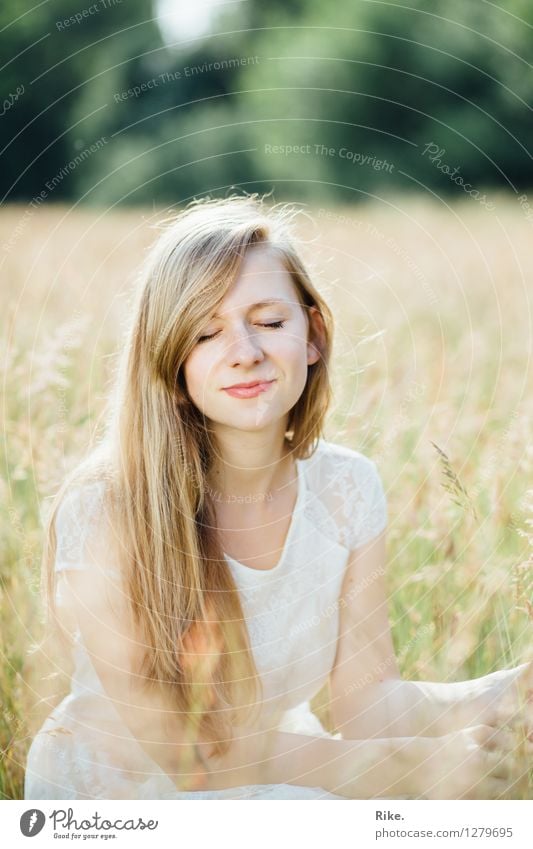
[1,195,531,798]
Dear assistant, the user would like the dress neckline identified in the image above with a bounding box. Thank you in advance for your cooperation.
[223,458,306,576]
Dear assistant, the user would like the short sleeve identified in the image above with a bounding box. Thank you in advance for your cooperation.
[54,482,120,580]
[312,443,388,551]
[345,456,388,550]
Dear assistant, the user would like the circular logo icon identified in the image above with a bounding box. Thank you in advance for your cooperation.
[20,809,46,837]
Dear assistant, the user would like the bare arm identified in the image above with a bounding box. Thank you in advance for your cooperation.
[329,529,469,738]
[60,566,210,789]
[328,531,533,742]
[61,561,520,800]
[209,724,421,798]
[61,563,425,798]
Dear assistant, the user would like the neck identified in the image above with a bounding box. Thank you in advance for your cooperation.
[207,430,294,502]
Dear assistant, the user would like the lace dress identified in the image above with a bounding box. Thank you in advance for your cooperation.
[24,438,388,800]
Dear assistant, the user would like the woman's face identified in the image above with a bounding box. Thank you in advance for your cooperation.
[183,244,321,435]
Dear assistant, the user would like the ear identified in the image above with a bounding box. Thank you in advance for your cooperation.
[306,306,326,366]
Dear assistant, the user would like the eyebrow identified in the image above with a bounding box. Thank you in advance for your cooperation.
[212,298,293,319]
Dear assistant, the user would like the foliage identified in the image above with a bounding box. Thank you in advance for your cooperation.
[2,1,533,205]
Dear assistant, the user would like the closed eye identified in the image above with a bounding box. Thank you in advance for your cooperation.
[196,321,285,344]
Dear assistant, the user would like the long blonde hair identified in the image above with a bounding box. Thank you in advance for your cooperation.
[42,193,334,757]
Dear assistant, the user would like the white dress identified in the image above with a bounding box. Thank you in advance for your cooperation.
[24,438,388,800]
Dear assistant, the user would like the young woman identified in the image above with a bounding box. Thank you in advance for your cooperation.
[24,194,532,800]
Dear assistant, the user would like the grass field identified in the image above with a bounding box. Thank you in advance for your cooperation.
[1,194,531,799]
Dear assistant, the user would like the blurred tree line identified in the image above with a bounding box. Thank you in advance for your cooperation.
[1,0,532,206]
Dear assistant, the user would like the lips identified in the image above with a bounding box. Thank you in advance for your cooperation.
[222,379,275,398]
[224,380,270,389]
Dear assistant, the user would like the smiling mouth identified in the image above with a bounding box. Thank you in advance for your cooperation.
[222,380,275,398]
[224,379,273,389]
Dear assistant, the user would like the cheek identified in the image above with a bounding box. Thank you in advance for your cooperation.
[182,352,210,403]
[184,330,308,391]
[274,334,308,367]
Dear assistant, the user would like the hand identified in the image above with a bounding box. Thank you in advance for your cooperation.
[450,661,533,739]
[418,724,530,800]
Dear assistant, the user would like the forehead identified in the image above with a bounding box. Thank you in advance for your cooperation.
[213,245,300,317]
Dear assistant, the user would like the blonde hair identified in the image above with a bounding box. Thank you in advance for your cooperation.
[41,192,334,759]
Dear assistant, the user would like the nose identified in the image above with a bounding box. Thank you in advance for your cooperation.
[225,326,265,368]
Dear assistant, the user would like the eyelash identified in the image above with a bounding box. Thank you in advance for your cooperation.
[197,321,285,343]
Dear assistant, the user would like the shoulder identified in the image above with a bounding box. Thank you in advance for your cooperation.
[54,479,119,577]
[56,479,108,524]
[304,437,381,481]
[54,479,108,547]
[302,438,387,551]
